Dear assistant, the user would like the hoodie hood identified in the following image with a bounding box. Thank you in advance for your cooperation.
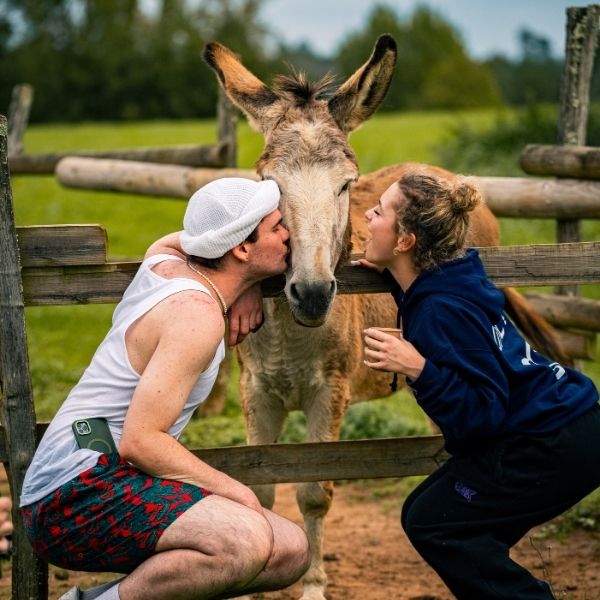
[401,248,505,324]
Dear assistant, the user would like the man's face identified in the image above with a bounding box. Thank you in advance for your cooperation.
[250,209,290,276]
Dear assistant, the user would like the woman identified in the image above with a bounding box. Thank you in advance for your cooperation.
[356,167,600,600]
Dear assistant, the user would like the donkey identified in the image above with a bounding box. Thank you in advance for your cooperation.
[203,35,564,600]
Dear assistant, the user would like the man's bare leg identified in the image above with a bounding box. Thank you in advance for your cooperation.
[116,495,309,600]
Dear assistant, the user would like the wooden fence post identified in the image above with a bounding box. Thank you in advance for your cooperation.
[217,87,237,168]
[0,116,48,600]
[7,84,34,157]
[556,4,600,295]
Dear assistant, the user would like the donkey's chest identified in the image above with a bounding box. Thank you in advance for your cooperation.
[240,316,336,408]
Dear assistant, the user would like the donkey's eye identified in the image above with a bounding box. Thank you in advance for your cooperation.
[338,180,352,196]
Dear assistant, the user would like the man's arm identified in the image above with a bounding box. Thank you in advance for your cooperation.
[144,231,186,260]
[227,283,264,347]
[119,291,263,513]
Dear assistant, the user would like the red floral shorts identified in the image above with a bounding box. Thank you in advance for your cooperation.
[20,453,210,573]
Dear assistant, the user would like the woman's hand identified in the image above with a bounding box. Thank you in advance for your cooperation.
[351,258,384,273]
[363,328,425,380]
[227,283,264,347]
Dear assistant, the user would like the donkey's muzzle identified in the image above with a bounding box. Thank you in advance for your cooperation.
[288,280,336,326]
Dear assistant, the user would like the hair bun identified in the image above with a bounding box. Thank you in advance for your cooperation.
[450,176,482,214]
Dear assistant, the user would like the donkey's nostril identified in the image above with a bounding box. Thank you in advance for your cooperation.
[287,280,336,325]
[290,283,301,303]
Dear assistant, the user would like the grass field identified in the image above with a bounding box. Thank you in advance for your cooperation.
[11,108,599,443]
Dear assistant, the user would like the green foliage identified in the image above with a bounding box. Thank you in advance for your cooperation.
[437,103,600,176]
[436,104,559,175]
[0,0,274,121]
[485,29,563,105]
[278,391,430,444]
[333,4,502,111]
[535,488,600,540]
[422,53,502,109]
[2,0,573,121]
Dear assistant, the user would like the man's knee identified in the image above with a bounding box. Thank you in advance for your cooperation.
[219,509,274,585]
[279,521,311,582]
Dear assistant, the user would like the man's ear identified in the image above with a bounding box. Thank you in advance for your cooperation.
[231,243,250,263]
[395,232,416,253]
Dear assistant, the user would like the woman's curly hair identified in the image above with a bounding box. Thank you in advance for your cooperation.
[396,171,482,271]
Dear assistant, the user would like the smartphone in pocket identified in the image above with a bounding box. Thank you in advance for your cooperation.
[72,417,118,454]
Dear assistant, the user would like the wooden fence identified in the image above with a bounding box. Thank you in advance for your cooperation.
[1,113,600,597]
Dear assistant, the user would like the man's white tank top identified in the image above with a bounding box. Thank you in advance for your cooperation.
[20,254,226,506]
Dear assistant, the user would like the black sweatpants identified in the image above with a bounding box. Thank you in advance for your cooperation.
[401,404,600,600]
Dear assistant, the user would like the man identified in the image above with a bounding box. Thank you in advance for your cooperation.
[20,178,310,600]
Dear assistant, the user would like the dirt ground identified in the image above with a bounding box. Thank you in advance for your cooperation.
[2,481,600,600]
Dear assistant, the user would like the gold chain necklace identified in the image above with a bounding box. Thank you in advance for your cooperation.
[186,258,228,317]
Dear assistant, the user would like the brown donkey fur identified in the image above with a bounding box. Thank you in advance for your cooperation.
[203,36,565,600]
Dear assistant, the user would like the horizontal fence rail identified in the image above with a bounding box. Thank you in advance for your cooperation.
[476,176,600,218]
[56,156,259,198]
[17,224,107,267]
[20,241,600,306]
[0,425,448,483]
[520,143,600,179]
[52,157,600,219]
[9,142,231,174]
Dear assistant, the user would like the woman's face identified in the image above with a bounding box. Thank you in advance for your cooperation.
[364,183,403,266]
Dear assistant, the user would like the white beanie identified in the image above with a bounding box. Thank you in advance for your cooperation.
[181,177,281,259]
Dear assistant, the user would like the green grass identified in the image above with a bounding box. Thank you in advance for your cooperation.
[11,108,599,452]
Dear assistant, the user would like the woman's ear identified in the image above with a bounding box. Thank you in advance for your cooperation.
[395,232,416,254]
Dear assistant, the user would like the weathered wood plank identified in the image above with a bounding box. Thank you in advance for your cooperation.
[556,329,597,361]
[56,156,259,197]
[217,87,237,168]
[339,242,600,292]
[54,159,600,218]
[0,424,448,482]
[556,5,600,296]
[17,224,107,267]
[20,242,600,306]
[9,142,230,174]
[475,176,600,219]
[525,292,600,331]
[7,84,33,156]
[520,144,600,179]
[558,6,599,147]
[191,437,448,483]
[22,262,140,305]
[0,116,48,599]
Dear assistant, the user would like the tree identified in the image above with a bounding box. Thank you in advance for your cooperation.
[0,0,278,121]
[422,54,502,109]
[485,28,562,105]
[333,4,502,111]
[334,5,406,110]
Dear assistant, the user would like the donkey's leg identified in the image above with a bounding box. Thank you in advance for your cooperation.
[241,387,289,509]
[235,388,292,600]
[296,380,349,600]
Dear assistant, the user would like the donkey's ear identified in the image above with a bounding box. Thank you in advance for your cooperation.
[203,42,279,133]
[328,35,397,133]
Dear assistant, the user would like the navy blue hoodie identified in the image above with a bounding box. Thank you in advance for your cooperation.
[390,249,598,456]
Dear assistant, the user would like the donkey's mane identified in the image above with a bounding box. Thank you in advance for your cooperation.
[272,71,336,106]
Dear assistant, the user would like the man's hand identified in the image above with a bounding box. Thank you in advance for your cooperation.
[227,284,264,347]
